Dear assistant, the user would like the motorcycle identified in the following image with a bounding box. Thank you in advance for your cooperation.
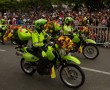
[3,25,28,45]
[15,35,85,88]
[69,26,99,60]
[0,25,7,44]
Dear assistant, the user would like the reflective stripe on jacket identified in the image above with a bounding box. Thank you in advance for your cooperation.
[63,25,73,35]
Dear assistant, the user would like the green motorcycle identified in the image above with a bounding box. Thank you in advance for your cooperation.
[0,25,7,44]
[69,27,99,60]
[15,39,85,88]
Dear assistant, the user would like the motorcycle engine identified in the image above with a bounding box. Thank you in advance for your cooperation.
[37,58,53,75]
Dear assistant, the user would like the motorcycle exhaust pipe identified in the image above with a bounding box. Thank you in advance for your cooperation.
[15,51,23,56]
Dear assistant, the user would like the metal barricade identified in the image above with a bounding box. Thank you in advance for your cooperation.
[75,26,110,47]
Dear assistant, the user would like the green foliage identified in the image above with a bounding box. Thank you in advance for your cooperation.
[103,0,110,7]
[0,0,109,12]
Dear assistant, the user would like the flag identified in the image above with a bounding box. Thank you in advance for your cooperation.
[50,65,56,79]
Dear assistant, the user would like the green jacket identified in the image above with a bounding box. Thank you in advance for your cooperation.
[63,25,74,35]
[32,31,45,47]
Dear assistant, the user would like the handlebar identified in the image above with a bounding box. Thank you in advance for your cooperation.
[15,45,23,49]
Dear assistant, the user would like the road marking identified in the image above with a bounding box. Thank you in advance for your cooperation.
[81,67,110,75]
[0,48,110,75]
[0,49,6,52]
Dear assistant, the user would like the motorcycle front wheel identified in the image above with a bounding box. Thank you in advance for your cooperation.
[20,58,36,75]
[60,64,85,88]
[82,44,99,59]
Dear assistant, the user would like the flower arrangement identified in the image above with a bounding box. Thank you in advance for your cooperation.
[57,36,74,51]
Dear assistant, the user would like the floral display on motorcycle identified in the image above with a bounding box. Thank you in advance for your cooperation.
[79,26,90,36]
[57,36,74,51]
[12,25,19,30]
[44,21,53,33]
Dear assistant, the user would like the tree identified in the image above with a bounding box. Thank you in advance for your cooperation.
[0,0,110,14]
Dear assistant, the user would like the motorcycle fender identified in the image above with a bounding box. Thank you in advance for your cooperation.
[85,39,96,44]
[23,53,39,62]
[63,55,81,64]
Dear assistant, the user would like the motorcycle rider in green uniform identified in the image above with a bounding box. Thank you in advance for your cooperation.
[32,18,62,58]
[63,17,75,36]
[63,17,80,51]
[0,19,7,44]
[44,19,62,41]
[31,19,51,74]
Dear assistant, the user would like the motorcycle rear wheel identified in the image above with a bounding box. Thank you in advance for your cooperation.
[20,58,36,75]
[60,64,85,88]
[83,44,99,60]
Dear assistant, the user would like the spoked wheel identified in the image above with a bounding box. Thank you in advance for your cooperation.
[20,58,36,75]
[60,64,85,88]
[82,44,99,60]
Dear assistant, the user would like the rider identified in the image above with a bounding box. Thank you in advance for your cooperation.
[0,19,7,44]
[31,19,51,74]
[32,19,48,52]
[63,17,81,52]
[63,17,75,36]
[44,17,62,40]
[3,25,28,45]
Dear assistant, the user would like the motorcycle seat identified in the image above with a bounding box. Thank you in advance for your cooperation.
[26,47,43,58]
[26,47,36,56]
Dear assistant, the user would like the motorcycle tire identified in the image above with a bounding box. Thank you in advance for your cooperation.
[60,64,85,88]
[20,58,36,75]
[82,44,99,60]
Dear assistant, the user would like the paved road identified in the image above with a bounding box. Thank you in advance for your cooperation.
[0,43,110,90]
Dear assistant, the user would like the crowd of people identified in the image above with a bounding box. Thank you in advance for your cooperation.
[0,8,110,45]
[0,8,110,28]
